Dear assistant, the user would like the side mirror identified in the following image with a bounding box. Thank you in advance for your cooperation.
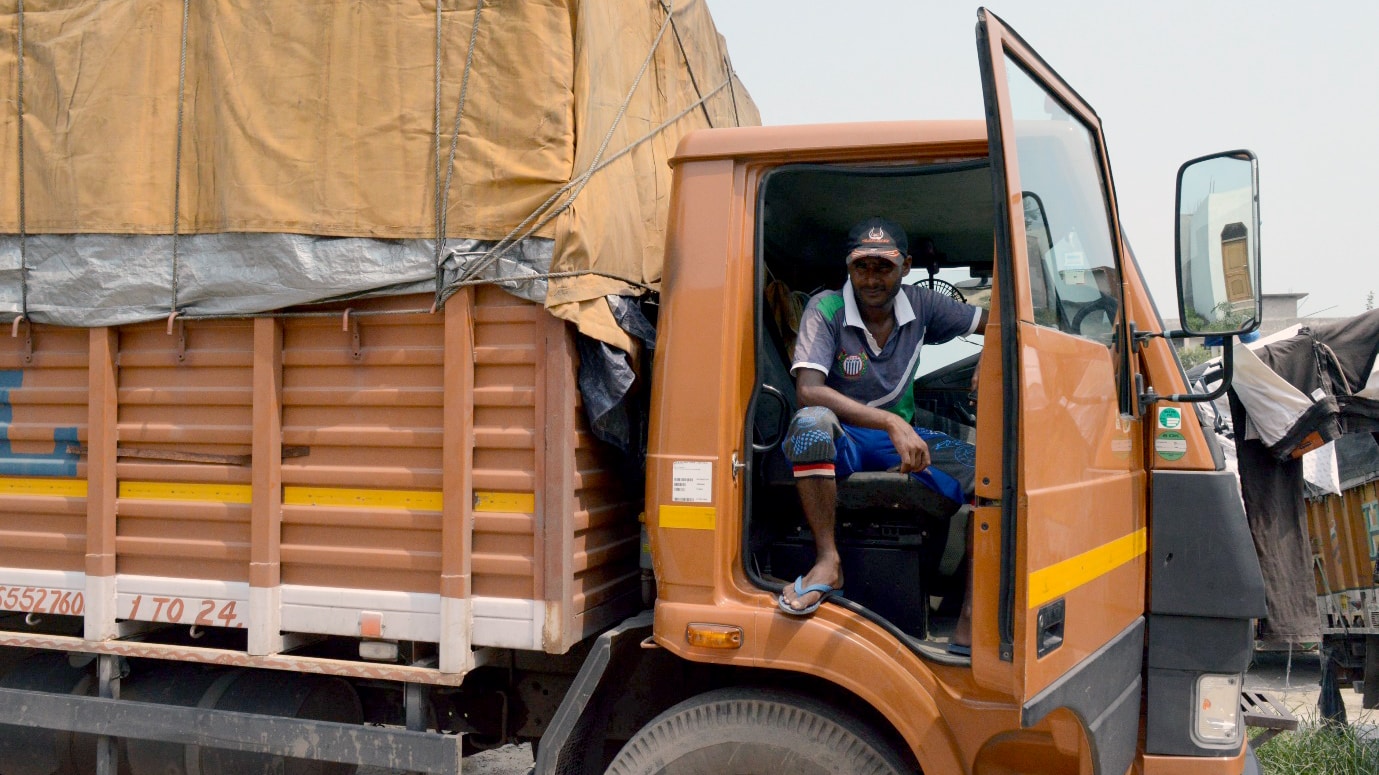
[1174,151,1261,336]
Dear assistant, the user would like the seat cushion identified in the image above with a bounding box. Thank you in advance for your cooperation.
[837,471,962,519]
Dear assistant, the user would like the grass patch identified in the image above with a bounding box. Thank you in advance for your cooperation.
[1256,719,1379,774]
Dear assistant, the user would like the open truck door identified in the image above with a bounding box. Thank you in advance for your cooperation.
[975,10,1146,774]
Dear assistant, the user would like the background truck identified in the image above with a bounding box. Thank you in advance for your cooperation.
[1187,307,1379,721]
[1309,431,1379,716]
[0,4,1275,774]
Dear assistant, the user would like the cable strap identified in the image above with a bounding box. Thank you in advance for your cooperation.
[169,0,191,315]
[14,0,27,320]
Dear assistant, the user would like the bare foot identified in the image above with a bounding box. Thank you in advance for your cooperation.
[780,555,843,612]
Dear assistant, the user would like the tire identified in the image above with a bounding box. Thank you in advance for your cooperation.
[605,687,911,775]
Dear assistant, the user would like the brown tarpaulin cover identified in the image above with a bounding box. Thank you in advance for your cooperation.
[0,0,757,347]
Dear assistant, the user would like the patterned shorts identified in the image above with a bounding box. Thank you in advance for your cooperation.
[781,406,974,502]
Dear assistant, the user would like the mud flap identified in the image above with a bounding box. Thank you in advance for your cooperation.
[534,610,654,775]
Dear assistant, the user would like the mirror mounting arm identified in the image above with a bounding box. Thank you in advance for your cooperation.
[1135,326,1208,343]
[1130,324,1166,352]
[1141,335,1235,406]
[1131,325,1221,349]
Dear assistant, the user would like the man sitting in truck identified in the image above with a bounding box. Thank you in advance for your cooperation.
[778,217,988,632]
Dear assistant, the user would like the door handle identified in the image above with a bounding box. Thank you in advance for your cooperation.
[1037,599,1065,658]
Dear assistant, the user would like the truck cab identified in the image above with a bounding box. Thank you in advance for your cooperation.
[612,9,1268,774]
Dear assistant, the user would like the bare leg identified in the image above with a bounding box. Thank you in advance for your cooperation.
[780,476,843,611]
[952,580,973,647]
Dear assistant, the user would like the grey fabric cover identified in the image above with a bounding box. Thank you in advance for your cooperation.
[0,234,553,325]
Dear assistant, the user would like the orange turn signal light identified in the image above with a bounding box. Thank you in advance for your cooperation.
[685,622,743,650]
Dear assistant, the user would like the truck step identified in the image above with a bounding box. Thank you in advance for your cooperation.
[1240,689,1300,749]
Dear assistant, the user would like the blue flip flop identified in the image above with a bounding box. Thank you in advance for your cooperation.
[777,576,842,616]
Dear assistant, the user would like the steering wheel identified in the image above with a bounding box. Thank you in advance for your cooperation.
[1070,294,1118,332]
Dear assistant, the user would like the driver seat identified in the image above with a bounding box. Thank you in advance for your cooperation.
[755,328,963,523]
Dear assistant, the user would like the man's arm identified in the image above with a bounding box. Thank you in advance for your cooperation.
[971,307,990,393]
[795,369,931,473]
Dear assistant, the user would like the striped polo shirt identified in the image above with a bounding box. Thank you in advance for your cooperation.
[791,280,981,424]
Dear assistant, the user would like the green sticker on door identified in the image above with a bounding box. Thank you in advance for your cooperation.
[1157,407,1182,430]
[1155,430,1187,461]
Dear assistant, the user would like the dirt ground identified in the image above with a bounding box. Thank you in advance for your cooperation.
[453,744,534,775]
[358,742,533,775]
[1244,646,1374,726]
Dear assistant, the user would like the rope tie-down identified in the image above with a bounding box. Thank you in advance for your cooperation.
[11,0,28,334]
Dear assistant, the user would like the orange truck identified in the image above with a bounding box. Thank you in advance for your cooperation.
[0,6,1276,775]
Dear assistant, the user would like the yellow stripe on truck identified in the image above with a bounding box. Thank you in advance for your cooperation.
[284,487,443,511]
[28,479,538,515]
[1027,528,1147,608]
[0,476,88,498]
[119,481,253,504]
[659,505,716,531]
[284,488,532,513]
[473,491,536,513]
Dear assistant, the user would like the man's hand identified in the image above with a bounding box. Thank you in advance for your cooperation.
[796,369,930,471]
[969,348,983,403]
[887,416,930,473]
[969,309,989,400]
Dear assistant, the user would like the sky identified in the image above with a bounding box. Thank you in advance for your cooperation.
[702,1,1379,320]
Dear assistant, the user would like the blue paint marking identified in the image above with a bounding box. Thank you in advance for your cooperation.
[0,370,80,477]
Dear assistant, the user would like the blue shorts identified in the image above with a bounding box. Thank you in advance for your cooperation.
[782,406,972,505]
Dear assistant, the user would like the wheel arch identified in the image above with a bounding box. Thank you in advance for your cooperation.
[606,684,914,774]
[534,612,959,774]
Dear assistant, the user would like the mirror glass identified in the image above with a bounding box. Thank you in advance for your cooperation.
[1175,153,1260,335]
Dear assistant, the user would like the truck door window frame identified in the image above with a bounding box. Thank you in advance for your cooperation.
[978,11,1135,657]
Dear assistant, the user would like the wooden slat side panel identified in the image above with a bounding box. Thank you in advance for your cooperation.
[1335,489,1360,591]
[0,326,88,574]
[529,315,640,647]
[1308,479,1379,596]
[572,562,642,612]
[280,307,445,594]
[114,321,253,583]
[114,462,250,485]
[1338,484,1375,590]
[1308,497,1334,593]
[570,419,640,630]
[275,565,437,595]
[1361,482,1379,572]
[471,288,540,602]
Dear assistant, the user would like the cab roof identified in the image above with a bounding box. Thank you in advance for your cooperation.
[672,120,990,165]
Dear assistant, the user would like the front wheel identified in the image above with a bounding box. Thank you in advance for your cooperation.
[605,687,910,775]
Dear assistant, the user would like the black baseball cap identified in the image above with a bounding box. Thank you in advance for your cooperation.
[845,217,908,265]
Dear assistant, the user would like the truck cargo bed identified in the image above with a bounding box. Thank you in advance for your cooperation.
[0,289,640,681]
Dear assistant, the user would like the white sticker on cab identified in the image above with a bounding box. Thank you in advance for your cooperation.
[671,461,713,503]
